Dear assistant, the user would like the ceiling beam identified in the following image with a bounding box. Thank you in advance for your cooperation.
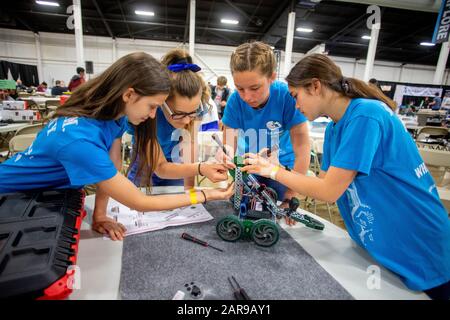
[92,0,114,38]
[117,0,132,38]
[260,0,291,43]
[224,0,262,26]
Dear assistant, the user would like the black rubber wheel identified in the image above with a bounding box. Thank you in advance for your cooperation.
[250,219,279,247]
[216,215,243,242]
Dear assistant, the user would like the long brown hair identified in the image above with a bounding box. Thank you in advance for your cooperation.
[230,41,276,77]
[286,54,397,111]
[53,52,171,185]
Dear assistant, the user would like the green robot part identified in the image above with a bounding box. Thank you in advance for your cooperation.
[216,153,324,248]
[216,215,280,247]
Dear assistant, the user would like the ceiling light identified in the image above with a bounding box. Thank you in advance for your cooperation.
[135,10,155,16]
[36,1,60,6]
[361,35,371,40]
[221,19,239,25]
[420,42,435,46]
[296,27,313,33]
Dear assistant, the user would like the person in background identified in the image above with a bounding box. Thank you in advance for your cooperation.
[68,67,86,92]
[16,79,27,91]
[419,96,430,109]
[36,82,48,92]
[368,78,384,93]
[429,92,442,111]
[0,89,13,101]
[51,80,69,96]
[210,76,231,118]
[8,89,18,100]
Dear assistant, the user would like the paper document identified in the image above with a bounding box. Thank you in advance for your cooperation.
[105,199,213,237]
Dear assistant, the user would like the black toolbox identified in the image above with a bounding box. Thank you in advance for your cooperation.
[0,189,86,299]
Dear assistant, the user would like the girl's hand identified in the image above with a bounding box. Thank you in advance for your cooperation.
[241,153,277,178]
[204,183,235,201]
[257,147,280,166]
[92,216,127,241]
[214,145,236,169]
[201,163,229,182]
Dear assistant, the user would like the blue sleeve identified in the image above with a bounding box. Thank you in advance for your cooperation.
[125,121,135,136]
[320,124,333,172]
[329,117,382,175]
[114,117,129,139]
[221,93,241,129]
[57,140,118,186]
[283,91,307,130]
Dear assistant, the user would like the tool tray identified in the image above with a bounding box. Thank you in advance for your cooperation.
[0,189,85,299]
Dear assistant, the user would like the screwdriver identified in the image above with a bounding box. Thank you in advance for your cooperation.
[228,276,251,300]
[181,232,224,252]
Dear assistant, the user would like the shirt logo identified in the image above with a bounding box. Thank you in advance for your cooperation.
[266,121,281,131]
[346,183,374,245]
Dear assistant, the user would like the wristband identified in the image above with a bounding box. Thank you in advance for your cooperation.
[189,189,198,205]
[270,166,280,180]
[198,162,204,176]
[201,190,207,204]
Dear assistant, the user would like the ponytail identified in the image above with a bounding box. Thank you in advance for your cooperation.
[286,54,397,111]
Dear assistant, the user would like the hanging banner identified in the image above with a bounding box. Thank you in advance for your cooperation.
[432,0,450,44]
[393,85,443,107]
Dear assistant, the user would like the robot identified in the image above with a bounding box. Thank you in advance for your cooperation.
[216,155,324,247]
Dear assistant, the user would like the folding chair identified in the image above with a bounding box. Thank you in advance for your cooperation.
[6,124,43,158]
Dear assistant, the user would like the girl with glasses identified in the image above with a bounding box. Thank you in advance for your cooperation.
[127,49,228,190]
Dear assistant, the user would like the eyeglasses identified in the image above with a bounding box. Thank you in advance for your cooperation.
[162,101,211,120]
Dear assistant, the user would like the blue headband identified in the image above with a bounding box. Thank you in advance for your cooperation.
[167,63,201,73]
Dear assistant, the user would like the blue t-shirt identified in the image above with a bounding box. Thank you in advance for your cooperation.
[432,96,442,110]
[222,81,306,168]
[0,117,127,193]
[321,98,450,291]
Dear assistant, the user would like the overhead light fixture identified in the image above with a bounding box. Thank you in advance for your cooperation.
[361,35,371,40]
[221,19,239,25]
[296,27,313,33]
[420,42,435,46]
[36,0,60,6]
[135,10,155,16]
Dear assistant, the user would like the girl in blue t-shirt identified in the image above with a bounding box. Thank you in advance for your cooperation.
[127,49,227,190]
[240,53,450,300]
[220,41,311,225]
[0,52,233,241]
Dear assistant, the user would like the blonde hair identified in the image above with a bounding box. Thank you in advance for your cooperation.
[217,76,227,86]
[230,41,276,77]
[286,54,397,111]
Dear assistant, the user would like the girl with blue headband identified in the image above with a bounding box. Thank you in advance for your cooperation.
[127,49,227,190]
